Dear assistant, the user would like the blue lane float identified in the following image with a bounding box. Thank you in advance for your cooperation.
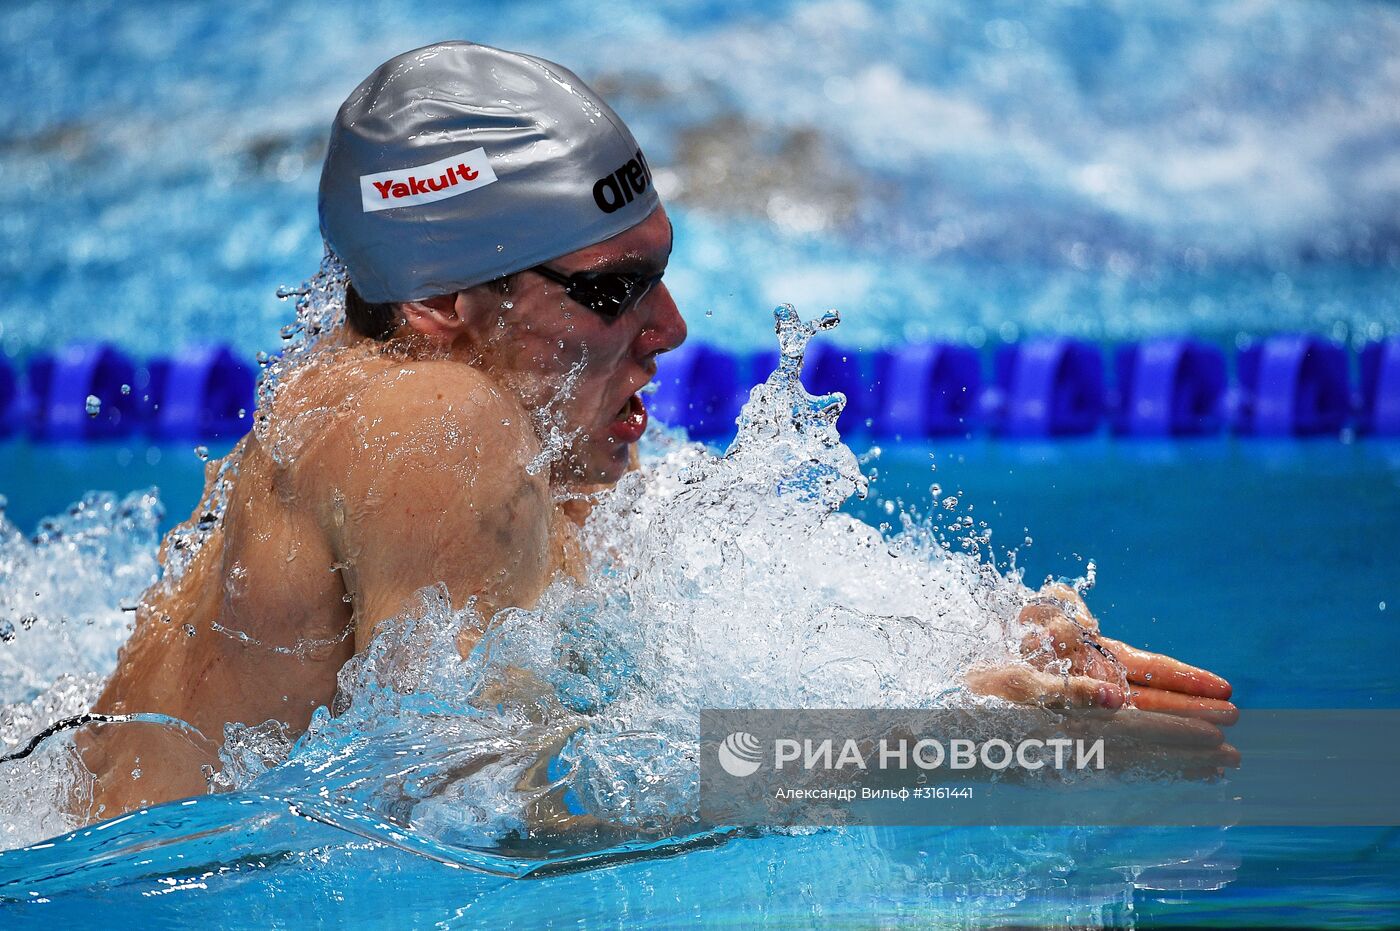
[806,343,878,432]
[27,344,141,441]
[5,333,1400,443]
[874,344,981,437]
[989,338,1104,437]
[1113,339,1227,437]
[1359,338,1400,436]
[0,356,17,438]
[648,342,744,439]
[146,346,257,440]
[1234,335,1350,436]
[742,348,781,391]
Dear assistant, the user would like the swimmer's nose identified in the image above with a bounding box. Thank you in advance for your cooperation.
[635,281,687,360]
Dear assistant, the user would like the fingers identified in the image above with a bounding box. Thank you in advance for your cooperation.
[1107,741,1241,777]
[1015,616,1237,728]
[1097,636,1232,701]
[966,665,1243,781]
[1124,739,1239,770]
[1125,684,1239,726]
[967,665,1236,745]
[1080,707,1226,749]
[966,665,1124,711]
[1066,708,1238,776]
[1019,587,1234,705]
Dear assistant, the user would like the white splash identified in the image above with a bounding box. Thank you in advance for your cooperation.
[216,302,1024,851]
[0,301,1029,855]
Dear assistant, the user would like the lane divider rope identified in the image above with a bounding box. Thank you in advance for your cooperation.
[0,336,1397,441]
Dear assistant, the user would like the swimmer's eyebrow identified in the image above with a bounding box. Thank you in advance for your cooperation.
[583,253,668,276]
[587,219,675,275]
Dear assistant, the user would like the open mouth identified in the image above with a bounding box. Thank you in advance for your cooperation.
[607,392,648,443]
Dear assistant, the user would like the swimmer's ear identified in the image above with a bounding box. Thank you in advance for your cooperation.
[398,293,468,342]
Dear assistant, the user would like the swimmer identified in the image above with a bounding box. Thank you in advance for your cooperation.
[68,41,1235,820]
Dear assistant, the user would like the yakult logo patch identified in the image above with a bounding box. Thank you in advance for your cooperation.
[360,148,498,213]
[593,149,652,214]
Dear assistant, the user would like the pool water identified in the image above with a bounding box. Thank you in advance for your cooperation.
[2,432,1398,926]
[3,0,1399,361]
[4,0,1400,925]
[5,435,1399,711]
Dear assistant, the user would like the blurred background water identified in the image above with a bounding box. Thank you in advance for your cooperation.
[2,0,1395,700]
[1,0,1398,362]
[2,2,1399,926]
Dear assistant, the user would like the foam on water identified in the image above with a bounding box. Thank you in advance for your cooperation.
[0,492,163,701]
[0,277,1031,859]
[0,491,164,845]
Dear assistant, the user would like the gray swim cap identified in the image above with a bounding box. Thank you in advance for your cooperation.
[319,41,659,303]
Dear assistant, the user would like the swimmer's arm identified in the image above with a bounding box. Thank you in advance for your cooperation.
[312,368,553,655]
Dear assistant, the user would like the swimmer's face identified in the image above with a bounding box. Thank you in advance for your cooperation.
[454,205,685,485]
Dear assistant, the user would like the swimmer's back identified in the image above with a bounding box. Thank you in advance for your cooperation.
[270,347,556,644]
[85,346,556,815]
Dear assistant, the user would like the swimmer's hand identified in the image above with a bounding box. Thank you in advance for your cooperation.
[966,583,1239,773]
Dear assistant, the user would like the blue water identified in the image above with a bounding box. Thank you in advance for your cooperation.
[7,812,1398,927]
[5,436,1398,708]
[2,0,1398,359]
[3,437,1399,926]
[3,0,1400,926]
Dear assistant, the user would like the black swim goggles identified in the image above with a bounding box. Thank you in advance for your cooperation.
[529,264,663,321]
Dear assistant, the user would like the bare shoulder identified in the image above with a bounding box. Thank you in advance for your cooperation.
[350,358,540,460]
[283,353,544,491]
[289,355,557,636]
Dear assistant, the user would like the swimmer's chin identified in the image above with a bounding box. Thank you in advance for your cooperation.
[553,443,635,489]
[593,445,637,485]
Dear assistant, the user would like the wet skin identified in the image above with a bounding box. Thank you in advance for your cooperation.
[75,201,1236,821]
[968,584,1239,775]
[79,207,685,818]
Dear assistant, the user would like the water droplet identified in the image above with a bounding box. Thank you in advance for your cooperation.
[941,496,959,511]
[194,446,210,462]
[120,384,131,396]
[85,395,101,417]
[183,624,197,638]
